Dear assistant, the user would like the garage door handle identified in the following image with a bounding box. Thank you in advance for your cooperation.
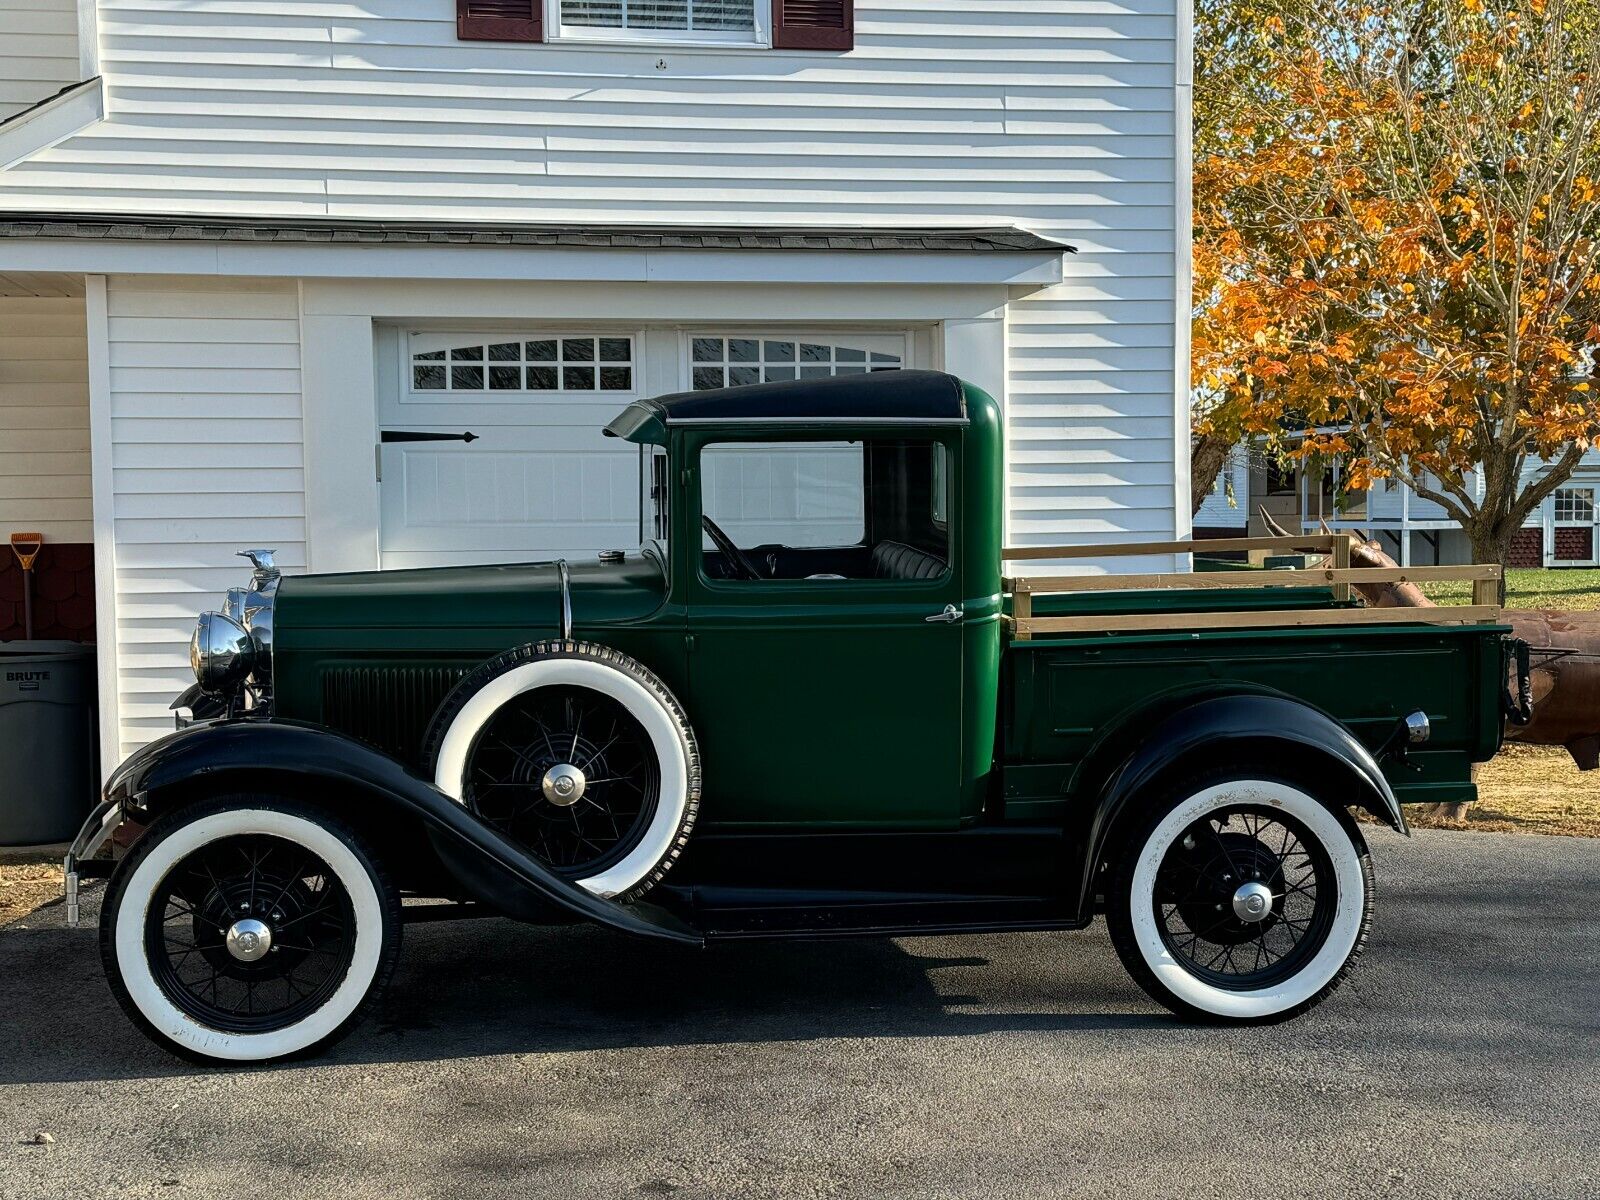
[380,430,480,443]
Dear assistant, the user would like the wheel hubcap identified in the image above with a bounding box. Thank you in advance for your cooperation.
[1231,880,1275,924]
[463,685,661,877]
[146,832,357,1034]
[225,917,273,962]
[1152,804,1337,991]
[541,762,587,807]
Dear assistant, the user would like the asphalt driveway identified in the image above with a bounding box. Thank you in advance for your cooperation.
[2,827,1597,1200]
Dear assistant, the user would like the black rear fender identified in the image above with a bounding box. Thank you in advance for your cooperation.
[102,720,702,945]
[1071,693,1404,919]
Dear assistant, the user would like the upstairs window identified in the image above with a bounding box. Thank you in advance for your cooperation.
[558,0,763,42]
[457,0,851,48]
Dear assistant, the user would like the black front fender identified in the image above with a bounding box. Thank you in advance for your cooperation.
[1073,693,1405,919]
[104,720,702,946]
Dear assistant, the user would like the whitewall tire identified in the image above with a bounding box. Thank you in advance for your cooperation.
[99,796,401,1064]
[1106,775,1374,1024]
[425,641,700,902]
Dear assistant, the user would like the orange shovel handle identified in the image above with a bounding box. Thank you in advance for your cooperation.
[9,532,42,571]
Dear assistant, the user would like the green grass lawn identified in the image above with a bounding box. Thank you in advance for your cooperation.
[1423,567,1600,610]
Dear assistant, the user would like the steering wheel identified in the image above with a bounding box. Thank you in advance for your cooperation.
[701,515,764,581]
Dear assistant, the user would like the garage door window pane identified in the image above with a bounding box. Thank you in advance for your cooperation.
[410,335,635,393]
[689,337,903,390]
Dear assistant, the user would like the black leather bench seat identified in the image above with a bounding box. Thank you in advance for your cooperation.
[871,540,947,581]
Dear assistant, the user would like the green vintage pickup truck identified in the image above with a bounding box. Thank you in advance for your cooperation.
[68,370,1516,1063]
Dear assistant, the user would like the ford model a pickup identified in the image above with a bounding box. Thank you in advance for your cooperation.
[67,370,1515,1063]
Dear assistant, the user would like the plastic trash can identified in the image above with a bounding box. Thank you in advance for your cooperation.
[0,641,98,846]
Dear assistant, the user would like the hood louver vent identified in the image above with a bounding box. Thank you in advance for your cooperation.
[321,665,471,766]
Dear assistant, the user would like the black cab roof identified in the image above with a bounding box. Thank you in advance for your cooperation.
[603,369,967,444]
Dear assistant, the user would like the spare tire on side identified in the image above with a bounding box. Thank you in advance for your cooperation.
[423,640,700,902]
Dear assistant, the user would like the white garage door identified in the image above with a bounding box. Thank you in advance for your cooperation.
[378,329,908,569]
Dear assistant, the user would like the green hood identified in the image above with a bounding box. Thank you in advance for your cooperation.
[266,548,670,767]
[274,549,667,655]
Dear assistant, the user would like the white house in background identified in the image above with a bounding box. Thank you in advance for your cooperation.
[1195,434,1600,567]
[0,0,1193,769]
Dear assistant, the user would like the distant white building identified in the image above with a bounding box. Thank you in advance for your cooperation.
[1196,436,1600,568]
[0,0,1194,767]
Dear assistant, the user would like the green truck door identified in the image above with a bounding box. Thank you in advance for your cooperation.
[687,581,965,829]
[683,432,964,830]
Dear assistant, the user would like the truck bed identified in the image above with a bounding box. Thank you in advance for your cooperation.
[997,538,1510,822]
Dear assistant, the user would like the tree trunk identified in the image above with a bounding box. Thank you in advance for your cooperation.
[1190,430,1234,516]
[1466,519,1519,606]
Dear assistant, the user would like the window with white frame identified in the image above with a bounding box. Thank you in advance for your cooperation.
[689,336,902,391]
[410,335,635,393]
[1554,486,1596,523]
[554,0,764,42]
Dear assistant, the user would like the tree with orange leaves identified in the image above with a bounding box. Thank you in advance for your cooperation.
[1192,0,1600,571]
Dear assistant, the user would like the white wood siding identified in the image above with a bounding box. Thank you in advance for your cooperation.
[105,275,304,756]
[0,292,90,540]
[0,0,1184,558]
[0,0,81,121]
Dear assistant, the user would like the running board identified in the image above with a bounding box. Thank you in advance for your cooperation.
[681,894,1087,941]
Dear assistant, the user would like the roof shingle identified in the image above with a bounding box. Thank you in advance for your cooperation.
[0,213,1072,254]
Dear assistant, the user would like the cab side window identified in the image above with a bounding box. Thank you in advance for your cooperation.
[698,438,950,582]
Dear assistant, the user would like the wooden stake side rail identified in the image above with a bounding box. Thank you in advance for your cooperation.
[1010,564,1502,594]
[1002,536,1504,639]
[1001,535,1349,560]
[1012,605,1502,637]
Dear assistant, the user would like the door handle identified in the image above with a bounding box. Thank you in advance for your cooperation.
[380,430,479,443]
[925,604,964,624]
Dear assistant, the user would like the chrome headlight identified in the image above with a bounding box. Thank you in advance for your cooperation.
[190,611,258,695]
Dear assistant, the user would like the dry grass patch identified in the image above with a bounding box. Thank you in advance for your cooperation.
[0,854,63,927]
[1406,743,1600,838]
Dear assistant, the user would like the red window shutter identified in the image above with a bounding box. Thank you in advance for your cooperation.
[772,0,853,50]
[457,0,542,42]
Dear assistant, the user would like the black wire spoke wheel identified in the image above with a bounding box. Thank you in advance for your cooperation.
[145,834,356,1034]
[1152,804,1338,991]
[463,685,662,878]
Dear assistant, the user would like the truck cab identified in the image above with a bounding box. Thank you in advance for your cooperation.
[606,369,1000,831]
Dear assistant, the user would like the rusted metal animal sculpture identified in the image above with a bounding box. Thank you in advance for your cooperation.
[1255,508,1600,770]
